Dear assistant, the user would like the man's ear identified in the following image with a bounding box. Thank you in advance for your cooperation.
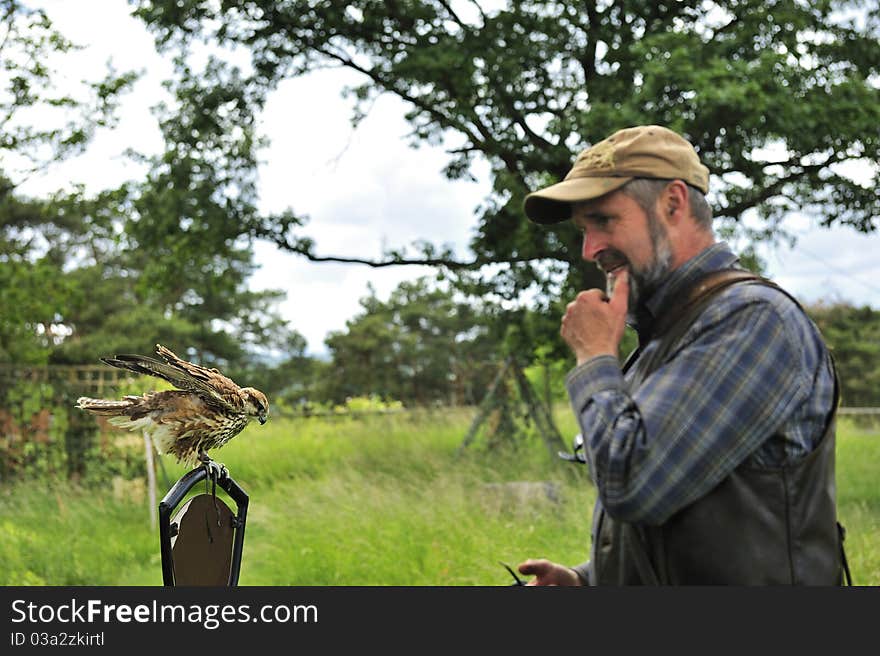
[664,180,690,222]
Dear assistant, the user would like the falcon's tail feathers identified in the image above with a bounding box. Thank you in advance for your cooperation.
[75,396,137,416]
[76,396,156,437]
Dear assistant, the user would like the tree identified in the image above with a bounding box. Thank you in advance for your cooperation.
[322,277,497,405]
[0,3,304,368]
[0,1,138,192]
[108,55,304,367]
[132,0,880,316]
[0,1,137,363]
[806,302,880,407]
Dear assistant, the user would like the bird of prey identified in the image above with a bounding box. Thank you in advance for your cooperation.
[76,344,269,478]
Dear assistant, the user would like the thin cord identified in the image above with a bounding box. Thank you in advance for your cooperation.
[790,245,880,297]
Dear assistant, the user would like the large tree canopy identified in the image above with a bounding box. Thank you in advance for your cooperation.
[0,1,303,367]
[322,277,498,405]
[131,0,880,307]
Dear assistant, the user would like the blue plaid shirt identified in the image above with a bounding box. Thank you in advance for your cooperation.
[566,242,836,529]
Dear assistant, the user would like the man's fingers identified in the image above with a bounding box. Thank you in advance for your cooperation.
[517,559,545,585]
[517,558,546,575]
[517,559,536,574]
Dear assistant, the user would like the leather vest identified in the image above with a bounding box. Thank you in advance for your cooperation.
[592,270,845,585]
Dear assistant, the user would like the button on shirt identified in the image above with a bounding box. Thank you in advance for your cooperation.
[565,242,836,527]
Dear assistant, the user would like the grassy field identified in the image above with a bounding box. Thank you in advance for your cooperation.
[1,408,877,586]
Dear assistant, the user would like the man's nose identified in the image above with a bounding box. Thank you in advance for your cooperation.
[581,231,604,261]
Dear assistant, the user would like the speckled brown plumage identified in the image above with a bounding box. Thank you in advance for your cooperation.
[76,344,269,466]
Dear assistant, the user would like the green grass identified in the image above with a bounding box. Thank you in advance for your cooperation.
[1,410,877,585]
[834,421,880,584]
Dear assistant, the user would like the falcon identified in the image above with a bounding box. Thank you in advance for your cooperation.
[76,344,269,477]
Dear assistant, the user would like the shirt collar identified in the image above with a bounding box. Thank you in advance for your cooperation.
[633,242,740,333]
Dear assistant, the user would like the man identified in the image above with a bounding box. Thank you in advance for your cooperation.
[516,125,846,585]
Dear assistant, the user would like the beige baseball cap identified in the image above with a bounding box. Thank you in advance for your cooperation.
[524,125,710,224]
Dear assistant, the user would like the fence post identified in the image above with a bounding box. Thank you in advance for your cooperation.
[457,357,512,455]
[143,432,157,531]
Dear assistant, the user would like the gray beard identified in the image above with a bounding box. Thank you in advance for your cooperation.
[626,208,674,318]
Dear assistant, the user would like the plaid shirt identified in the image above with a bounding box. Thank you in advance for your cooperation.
[566,242,836,528]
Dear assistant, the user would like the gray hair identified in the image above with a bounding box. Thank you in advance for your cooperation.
[620,178,713,230]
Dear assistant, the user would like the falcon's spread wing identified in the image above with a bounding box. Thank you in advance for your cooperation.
[100,344,242,412]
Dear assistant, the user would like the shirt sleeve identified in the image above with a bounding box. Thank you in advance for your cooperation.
[565,297,810,526]
[570,561,592,586]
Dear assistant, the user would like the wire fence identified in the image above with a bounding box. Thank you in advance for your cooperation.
[0,364,145,483]
[1,364,878,484]
[837,407,880,431]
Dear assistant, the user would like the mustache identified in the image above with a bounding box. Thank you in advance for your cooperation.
[596,250,629,274]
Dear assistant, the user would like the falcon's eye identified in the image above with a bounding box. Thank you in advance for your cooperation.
[248,394,268,415]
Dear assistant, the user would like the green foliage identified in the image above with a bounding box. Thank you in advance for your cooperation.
[132,0,880,312]
[0,367,169,484]
[0,1,138,181]
[807,302,880,407]
[0,257,69,363]
[322,277,499,405]
[335,395,404,414]
[0,4,304,370]
[0,378,67,480]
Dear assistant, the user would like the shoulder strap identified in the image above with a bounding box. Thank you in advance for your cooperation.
[631,269,765,382]
[622,269,765,375]
[653,269,764,339]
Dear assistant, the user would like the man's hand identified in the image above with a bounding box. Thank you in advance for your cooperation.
[517,558,583,586]
[560,269,629,365]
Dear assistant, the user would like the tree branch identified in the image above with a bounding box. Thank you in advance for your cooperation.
[435,0,468,31]
[465,0,489,26]
[314,43,533,188]
[717,156,842,219]
[269,238,567,270]
[581,1,600,83]
[315,44,488,151]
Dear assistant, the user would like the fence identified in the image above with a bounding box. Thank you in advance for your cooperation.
[837,407,880,430]
[2,364,879,484]
[0,364,135,396]
[0,364,145,482]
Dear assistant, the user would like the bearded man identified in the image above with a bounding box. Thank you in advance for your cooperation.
[516,125,847,585]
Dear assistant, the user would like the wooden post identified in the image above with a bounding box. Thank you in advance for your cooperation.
[143,432,157,531]
[510,358,566,457]
[457,357,512,455]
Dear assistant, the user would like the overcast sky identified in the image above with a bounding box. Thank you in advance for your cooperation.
[18,0,880,356]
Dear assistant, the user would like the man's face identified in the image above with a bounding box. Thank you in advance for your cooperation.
[572,190,673,308]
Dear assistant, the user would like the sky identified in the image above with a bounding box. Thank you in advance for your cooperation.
[15,1,880,356]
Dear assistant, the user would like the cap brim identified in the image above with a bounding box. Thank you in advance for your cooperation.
[524,176,632,224]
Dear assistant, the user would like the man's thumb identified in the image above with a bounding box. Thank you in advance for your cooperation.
[609,269,629,312]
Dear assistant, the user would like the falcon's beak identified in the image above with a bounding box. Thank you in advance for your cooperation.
[259,416,267,425]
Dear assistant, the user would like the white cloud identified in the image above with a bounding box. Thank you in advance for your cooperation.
[758,222,880,309]
[252,70,491,355]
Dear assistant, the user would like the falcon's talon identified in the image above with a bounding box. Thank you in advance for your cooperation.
[199,457,226,486]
